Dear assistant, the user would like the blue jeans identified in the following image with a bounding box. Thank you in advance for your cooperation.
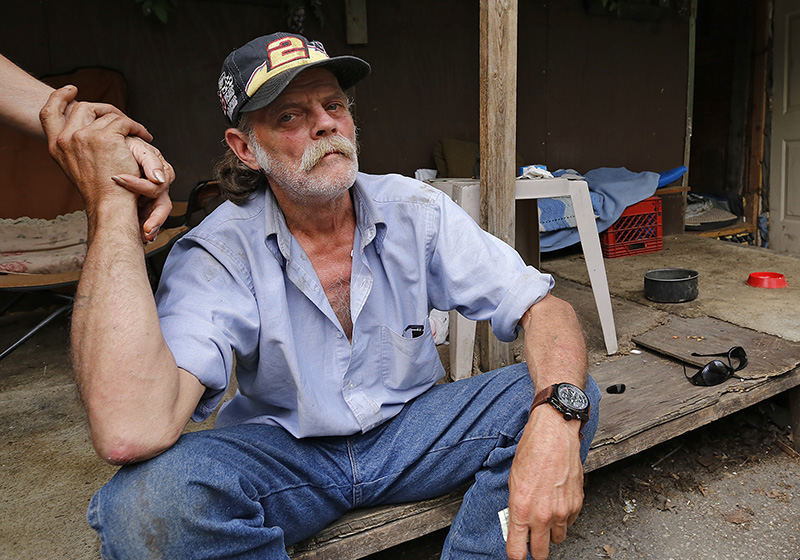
[88,364,601,559]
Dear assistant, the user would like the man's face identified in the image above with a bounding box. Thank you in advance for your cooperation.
[245,68,358,203]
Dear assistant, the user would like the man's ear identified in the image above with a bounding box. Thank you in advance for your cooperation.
[225,128,261,170]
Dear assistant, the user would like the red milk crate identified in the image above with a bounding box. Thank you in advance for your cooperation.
[600,196,663,258]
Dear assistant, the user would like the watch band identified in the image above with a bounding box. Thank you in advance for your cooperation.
[530,385,555,413]
[529,383,589,437]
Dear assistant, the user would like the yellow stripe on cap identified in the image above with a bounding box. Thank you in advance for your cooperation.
[245,48,329,97]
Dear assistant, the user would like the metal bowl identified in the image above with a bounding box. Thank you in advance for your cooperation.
[644,268,699,303]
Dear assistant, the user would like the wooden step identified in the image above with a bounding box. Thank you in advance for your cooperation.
[287,490,464,559]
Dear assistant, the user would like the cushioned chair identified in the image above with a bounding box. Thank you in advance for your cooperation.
[0,224,187,360]
[0,179,223,361]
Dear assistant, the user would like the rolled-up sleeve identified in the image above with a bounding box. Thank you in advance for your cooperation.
[155,236,260,421]
[426,194,554,342]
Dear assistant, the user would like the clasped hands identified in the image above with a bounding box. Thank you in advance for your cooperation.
[39,85,174,241]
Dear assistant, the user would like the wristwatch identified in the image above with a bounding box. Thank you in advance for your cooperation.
[530,383,590,433]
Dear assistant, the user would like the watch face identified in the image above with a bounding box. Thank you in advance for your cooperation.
[557,384,589,411]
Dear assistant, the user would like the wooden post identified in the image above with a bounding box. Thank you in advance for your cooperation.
[725,0,754,206]
[479,0,517,371]
[682,0,696,188]
[745,0,771,240]
[345,0,368,45]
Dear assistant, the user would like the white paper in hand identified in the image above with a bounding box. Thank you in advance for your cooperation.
[498,507,510,542]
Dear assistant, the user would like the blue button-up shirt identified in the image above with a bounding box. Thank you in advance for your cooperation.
[156,173,554,438]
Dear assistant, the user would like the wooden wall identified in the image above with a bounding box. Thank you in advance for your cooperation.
[0,0,689,201]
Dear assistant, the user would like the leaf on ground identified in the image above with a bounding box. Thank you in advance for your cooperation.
[767,490,791,503]
[724,506,754,525]
[697,455,718,469]
[602,544,616,557]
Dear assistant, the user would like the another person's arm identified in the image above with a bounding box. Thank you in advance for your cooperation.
[0,54,55,136]
[40,88,204,465]
[0,54,173,239]
[506,294,588,560]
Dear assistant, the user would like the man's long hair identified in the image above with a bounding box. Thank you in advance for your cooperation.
[213,116,268,204]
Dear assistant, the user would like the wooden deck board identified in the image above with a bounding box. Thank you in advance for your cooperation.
[287,490,464,559]
[585,361,800,471]
[631,315,800,376]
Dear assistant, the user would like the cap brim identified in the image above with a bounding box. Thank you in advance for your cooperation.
[240,56,370,117]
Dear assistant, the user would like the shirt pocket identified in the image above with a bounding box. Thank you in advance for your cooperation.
[379,322,443,391]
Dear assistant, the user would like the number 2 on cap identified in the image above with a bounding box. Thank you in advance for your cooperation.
[266,37,308,70]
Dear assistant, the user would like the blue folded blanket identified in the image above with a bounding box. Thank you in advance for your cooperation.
[538,167,660,252]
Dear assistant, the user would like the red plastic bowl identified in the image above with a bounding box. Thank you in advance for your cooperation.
[746,271,788,289]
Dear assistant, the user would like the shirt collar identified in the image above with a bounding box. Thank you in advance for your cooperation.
[262,174,387,265]
[263,188,292,266]
[352,176,387,255]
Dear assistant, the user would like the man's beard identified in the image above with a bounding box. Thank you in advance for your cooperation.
[249,131,359,203]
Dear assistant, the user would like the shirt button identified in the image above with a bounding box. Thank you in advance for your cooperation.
[337,332,343,339]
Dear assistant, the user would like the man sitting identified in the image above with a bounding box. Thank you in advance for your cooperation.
[41,32,601,560]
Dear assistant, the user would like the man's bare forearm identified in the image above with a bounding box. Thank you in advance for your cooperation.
[72,196,202,464]
[38,90,203,465]
[520,293,588,393]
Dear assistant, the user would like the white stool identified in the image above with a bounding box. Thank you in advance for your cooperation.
[428,177,618,380]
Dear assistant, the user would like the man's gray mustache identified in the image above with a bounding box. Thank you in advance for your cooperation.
[301,135,357,172]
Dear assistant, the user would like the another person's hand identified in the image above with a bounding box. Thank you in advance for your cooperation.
[118,136,174,241]
[40,85,174,241]
[505,407,584,560]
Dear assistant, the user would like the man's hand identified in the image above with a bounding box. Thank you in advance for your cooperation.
[40,94,139,207]
[40,85,174,241]
[509,294,589,559]
[506,399,584,559]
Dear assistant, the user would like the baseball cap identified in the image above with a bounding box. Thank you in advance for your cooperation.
[217,32,371,126]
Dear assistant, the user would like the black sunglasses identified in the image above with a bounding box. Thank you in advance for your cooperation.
[683,346,748,386]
